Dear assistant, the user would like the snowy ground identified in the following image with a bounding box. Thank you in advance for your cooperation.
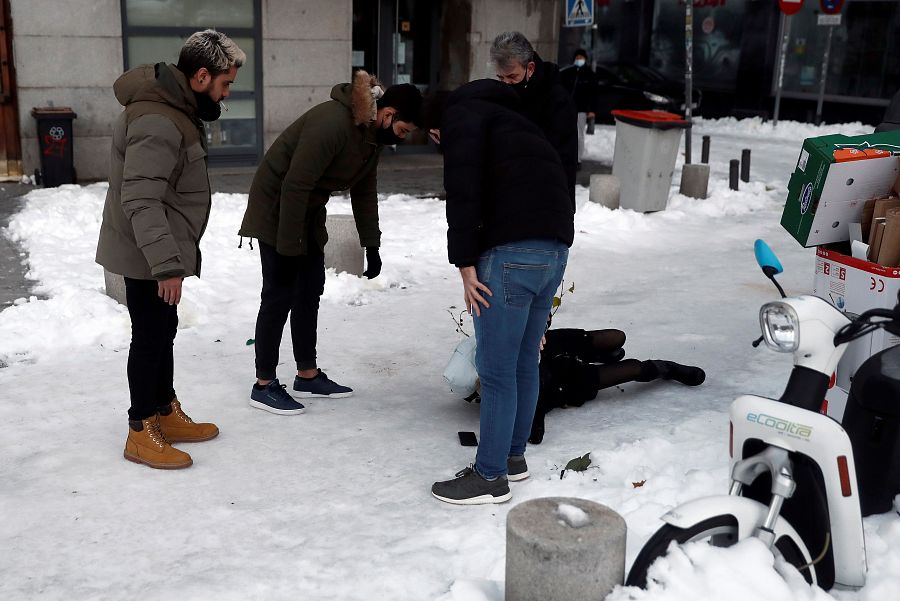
[1,119,898,601]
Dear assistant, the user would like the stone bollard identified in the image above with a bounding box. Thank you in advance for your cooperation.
[679,163,710,199]
[324,213,364,276]
[506,497,627,601]
[104,268,127,306]
[588,174,620,209]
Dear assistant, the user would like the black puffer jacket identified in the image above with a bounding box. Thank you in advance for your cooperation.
[442,79,574,267]
[518,54,578,204]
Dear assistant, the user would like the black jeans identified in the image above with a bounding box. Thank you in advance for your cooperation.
[124,277,178,421]
[254,241,326,380]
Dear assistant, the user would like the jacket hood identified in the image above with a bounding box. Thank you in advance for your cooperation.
[113,63,197,115]
[445,79,522,111]
[330,70,384,126]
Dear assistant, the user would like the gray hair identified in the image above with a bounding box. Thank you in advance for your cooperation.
[177,29,246,76]
[490,31,535,70]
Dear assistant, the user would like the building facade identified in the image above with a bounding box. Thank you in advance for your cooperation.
[558,0,899,125]
[1,0,562,181]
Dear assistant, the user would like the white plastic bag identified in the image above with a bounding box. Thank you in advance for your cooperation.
[443,336,478,396]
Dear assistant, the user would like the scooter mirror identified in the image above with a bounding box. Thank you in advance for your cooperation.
[754,240,784,275]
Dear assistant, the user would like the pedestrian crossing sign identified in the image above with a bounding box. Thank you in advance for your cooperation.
[565,0,594,27]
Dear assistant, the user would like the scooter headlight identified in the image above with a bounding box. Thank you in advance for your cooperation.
[760,302,799,352]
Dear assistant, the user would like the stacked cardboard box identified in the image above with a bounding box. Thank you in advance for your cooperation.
[782,130,900,419]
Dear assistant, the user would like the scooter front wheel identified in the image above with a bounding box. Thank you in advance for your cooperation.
[625,514,814,588]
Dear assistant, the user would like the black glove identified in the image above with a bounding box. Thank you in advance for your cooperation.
[363,247,382,279]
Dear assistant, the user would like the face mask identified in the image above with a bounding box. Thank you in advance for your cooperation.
[194,91,221,122]
[375,115,405,145]
[574,59,586,68]
[509,71,530,95]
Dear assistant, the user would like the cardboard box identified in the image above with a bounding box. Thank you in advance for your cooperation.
[814,246,900,419]
[781,131,900,247]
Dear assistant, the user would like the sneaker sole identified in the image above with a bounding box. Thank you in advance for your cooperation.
[249,400,305,415]
[292,391,353,399]
[123,451,192,470]
[507,471,530,482]
[431,490,512,505]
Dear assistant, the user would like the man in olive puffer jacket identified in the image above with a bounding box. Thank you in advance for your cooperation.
[96,30,245,470]
[239,73,422,415]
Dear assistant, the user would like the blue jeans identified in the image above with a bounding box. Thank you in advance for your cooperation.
[474,239,569,478]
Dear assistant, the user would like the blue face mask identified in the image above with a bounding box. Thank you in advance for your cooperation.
[574,59,586,68]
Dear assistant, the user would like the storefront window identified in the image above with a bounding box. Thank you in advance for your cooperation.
[121,0,261,164]
[650,0,749,90]
[780,1,900,102]
[561,1,629,65]
[124,0,253,28]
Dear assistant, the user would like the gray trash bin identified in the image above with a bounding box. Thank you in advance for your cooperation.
[611,109,689,213]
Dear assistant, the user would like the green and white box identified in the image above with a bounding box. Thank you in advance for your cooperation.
[781,131,900,247]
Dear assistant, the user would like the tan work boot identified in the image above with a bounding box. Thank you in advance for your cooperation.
[124,416,192,469]
[157,399,219,443]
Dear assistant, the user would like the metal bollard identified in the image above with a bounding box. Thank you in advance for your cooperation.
[741,148,751,183]
[729,159,740,190]
[701,135,710,164]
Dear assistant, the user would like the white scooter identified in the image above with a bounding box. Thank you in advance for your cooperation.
[626,240,900,591]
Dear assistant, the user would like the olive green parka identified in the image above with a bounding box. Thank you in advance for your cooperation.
[239,70,384,256]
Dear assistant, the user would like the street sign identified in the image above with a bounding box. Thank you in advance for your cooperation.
[778,0,803,16]
[564,0,594,27]
[818,13,842,26]
[820,0,844,15]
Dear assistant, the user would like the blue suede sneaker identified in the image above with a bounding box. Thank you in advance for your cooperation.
[249,379,306,415]
[293,370,353,398]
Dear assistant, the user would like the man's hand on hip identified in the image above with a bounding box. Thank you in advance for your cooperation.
[158,277,183,305]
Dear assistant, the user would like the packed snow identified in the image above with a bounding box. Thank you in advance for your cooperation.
[556,502,591,528]
[1,119,898,601]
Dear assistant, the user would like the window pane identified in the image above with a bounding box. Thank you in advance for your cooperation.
[650,0,748,91]
[125,0,254,28]
[782,2,900,100]
[206,99,257,149]
[127,35,185,65]
[127,36,254,93]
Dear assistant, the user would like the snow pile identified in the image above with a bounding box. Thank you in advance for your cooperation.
[1,120,898,601]
[608,539,835,601]
[692,117,873,141]
[556,502,591,528]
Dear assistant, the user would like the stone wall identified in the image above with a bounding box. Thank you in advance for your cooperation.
[467,0,562,80]
[11,0,123,181]
[260,0,352,152]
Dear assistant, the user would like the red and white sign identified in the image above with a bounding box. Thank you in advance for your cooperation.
[820,0,844,15]
[779,0,804,15]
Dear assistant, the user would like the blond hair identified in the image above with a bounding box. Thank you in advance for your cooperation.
[177,29,246,76]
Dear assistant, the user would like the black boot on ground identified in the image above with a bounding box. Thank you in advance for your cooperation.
[638,360,706,386]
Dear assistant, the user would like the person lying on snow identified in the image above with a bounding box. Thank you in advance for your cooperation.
[463,328,706,444]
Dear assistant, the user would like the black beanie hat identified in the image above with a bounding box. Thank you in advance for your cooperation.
[573,48,588,60]
[377,83,423,125]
